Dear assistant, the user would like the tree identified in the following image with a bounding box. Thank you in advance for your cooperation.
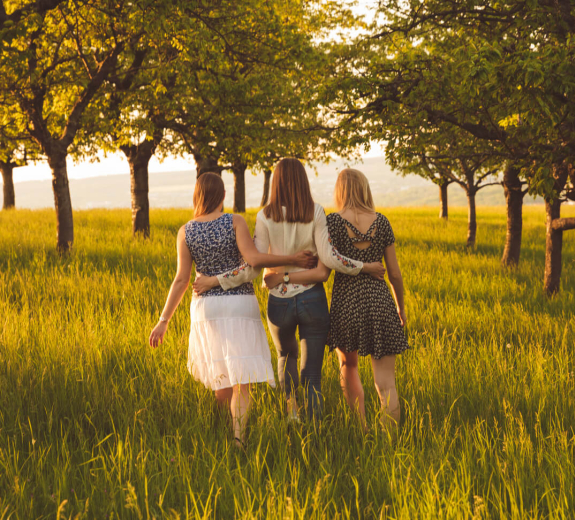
[0,91,44,210]
[437,178,452,220]
[0,1,142,251]
[332,0,575,292]
[386,129,502,247]
[0,115,27,209]
[500,163,528,267]
[0,145,28,210]
[78,42,172,238]
[71,0,227,237]
[544,163,575,295]
[166,0,355,213]
[0,154,17,210]
[260,168,272,207]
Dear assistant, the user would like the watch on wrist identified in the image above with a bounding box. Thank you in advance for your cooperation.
[283,272,290,284]
[159,316,169,323]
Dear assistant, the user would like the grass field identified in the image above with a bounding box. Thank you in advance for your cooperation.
[1,206,574,519]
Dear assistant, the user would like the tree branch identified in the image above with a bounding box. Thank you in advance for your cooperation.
[476,181,503,191]
[60,43,124,147]
[551,218,575,231]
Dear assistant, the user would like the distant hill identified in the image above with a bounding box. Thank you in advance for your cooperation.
[7,156,544,209]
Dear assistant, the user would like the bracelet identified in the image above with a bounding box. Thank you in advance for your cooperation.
[159,316,169,323]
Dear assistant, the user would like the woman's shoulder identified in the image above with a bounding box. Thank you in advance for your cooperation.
[183,219,195,235]
[325,211,341,224]
[256,207,274,225]
[376,212,391,226]
[232,213,247,227]
[375,213,395,243]
[312,203,329,217]
[256,208,271,227]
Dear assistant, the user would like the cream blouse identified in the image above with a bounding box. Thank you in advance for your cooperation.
[216,204,363,298]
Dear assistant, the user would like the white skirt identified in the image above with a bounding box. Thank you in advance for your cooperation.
[187,294,276,390]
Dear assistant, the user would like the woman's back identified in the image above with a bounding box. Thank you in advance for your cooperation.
[255,203,363,298]
[256,204,320,256]
[326,211,408,359]
[185,213,253,297]
[326,212,394,264]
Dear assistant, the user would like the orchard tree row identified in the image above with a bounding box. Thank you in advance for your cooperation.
[326,0,575,296]
[0,0,355,241]
[1,0,574,295]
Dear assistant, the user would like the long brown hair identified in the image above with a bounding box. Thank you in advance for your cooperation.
[264,158,314,223]
[193,172,225,217]
[334,168,375,213]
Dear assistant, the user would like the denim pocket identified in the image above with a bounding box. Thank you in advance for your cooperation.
[300,298,330,328]
[267,297,290,327]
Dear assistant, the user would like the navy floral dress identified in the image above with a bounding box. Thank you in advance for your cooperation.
[184,213,253,297]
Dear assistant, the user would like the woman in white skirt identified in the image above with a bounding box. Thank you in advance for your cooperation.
[149,173,315,446]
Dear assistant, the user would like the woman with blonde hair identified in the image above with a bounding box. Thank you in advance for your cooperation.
[193,159,387,421]
[148,173,316,446]
[265,168,409,430]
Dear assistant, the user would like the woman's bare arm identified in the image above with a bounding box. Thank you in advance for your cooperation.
[383,244,406,326]
[149,226,193,347]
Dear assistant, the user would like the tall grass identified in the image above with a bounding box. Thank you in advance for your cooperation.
[0,206,574,519]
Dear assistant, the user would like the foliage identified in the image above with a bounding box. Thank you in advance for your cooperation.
[164,0,358,174]
[385,122,502,195]
[0,207,574,518]
[331,0,575,201]
[0,0,135,152]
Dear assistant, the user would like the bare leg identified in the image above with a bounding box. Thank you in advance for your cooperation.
[231,384,252,445]
[371,355,400,432]
[337,349,366,426]
[214,387,233,412]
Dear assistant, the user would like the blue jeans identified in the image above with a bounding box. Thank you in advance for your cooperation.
[267,284,330,420]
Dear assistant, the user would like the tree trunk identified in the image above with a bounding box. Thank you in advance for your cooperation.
[439,182,448,219]
[232,161,247,213]
[501,165,525,267]
[543,163,570,296]
[0,161,15,210]
[47,150,74,253]
[194,153,222,178]
[123,144,154,238]
[260,168,272,207]
[466,190,477,248]
[544,197,563,296]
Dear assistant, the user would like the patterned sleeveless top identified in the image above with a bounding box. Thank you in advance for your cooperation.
[184,213,254,297]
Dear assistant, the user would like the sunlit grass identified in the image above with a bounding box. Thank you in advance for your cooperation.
[0,206,574,519]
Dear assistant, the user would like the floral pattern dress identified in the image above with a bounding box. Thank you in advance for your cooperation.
[326,213,409,358]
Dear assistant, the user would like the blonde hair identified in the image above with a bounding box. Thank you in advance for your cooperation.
[334,169,375,213]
